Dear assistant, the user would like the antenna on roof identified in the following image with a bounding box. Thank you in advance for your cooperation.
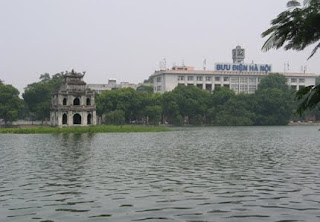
[182,59,185,67]
[203,59,207,70]
[159,58,167,70]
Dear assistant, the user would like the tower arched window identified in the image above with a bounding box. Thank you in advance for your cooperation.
[73,97,80,105]
[73,114,81,124]
[87,113,92,125]
[63,98,67,105]
[62,113,68,125]
[86,98,91,106]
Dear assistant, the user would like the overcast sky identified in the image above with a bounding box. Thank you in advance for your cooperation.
[1,0,319,93]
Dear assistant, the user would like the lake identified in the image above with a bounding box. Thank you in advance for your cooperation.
[1,126,320,222]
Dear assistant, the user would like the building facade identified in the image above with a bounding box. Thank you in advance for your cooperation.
[87,79,138,94]
[152,46,317,94]
[50,70,97,127]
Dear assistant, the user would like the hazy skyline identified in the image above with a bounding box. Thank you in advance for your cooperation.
[1,0,319,93]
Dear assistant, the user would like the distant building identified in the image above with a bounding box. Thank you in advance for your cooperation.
[87,79,138,94]
[151,46,317,94]
[50,70,97,127]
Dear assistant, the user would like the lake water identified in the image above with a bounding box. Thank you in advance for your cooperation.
[1,126,320,222]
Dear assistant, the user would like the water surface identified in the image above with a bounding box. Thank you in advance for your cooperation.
[1,126,320,221]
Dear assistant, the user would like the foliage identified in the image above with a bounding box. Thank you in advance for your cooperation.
[144,105,162,124]
[262,1,320,114]
[258,73,290,92]
[96,88,162,124]
[136,85,154,93]
[255,88,294,125]
[23,73,64,121]
[0,84,24,125]
[262,0,320,59]
[0,125,170,134]
[105,110,125,125]
[254,74,293,125]
[215,94,256,126]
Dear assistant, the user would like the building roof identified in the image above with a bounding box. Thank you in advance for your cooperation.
[152,69,317,77]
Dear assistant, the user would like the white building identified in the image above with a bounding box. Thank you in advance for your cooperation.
[152,46,317,94]
[87,79,138,94]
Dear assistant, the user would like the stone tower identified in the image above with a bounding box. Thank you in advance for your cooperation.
[50,70,97,127]
[232,45,245,64]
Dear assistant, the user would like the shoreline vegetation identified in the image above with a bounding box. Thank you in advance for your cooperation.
[0,125,170,134]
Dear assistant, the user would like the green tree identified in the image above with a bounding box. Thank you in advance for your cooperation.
[23,73,64,122]
[262,0,320,59]
[136,85,154,93]
[258,73,290,92]
[144,105,162,124]
[207,87,236,124]
[105,110,125,125]
[0,84,24,126]
[254,74,294,125]
[96,88,156,123]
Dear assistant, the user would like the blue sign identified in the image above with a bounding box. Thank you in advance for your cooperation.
[215,63,272,72]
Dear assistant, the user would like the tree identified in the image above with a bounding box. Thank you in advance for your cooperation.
[105,110,125,125]
[262,0,320,59]
[262,1,320,114]
[0,84,24,126]
[254,74,294,125]
[23,73,64,121]
[136,85,154,93]
[162,85,211,125]
[215,96,256,126]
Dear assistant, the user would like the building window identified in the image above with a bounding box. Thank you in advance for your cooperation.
[224,77,229,81]
[73,113,81,125]
[299,78,305,83]
[157,85,162,91]
[62,113,68,125]
[197,84,203,89]
[215,77,220,81]
[291,78,297,83]
[291,85,297,91]
[231,77,239,83]
[249,85,257,93]
[63,98,67,105]
[187,84,194,86]
[205,76,212,81]
[157,77,162,82]
[214,84,221,89]
[223,84,230,88]
[206,84,212,91]
[86,98,91,106]
[298,85,305,90]
[87,113,92,125]
[187,76,194,81]
[240,77,248,83]
[73,98,80,105]
[178,76,184,81]
[239,84,248,92]
[197,76,203,81]
[249,77,256,84]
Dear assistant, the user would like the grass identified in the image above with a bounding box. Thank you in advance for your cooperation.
[0,125,171,134]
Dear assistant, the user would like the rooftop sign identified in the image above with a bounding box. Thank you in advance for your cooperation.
[215,63,272,72]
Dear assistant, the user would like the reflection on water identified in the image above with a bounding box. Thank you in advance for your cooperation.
[1,126,320,222]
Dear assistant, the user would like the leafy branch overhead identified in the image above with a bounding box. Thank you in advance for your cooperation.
[262,0,320,59]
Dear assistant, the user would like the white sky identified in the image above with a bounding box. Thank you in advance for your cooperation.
[1,0,319,94]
